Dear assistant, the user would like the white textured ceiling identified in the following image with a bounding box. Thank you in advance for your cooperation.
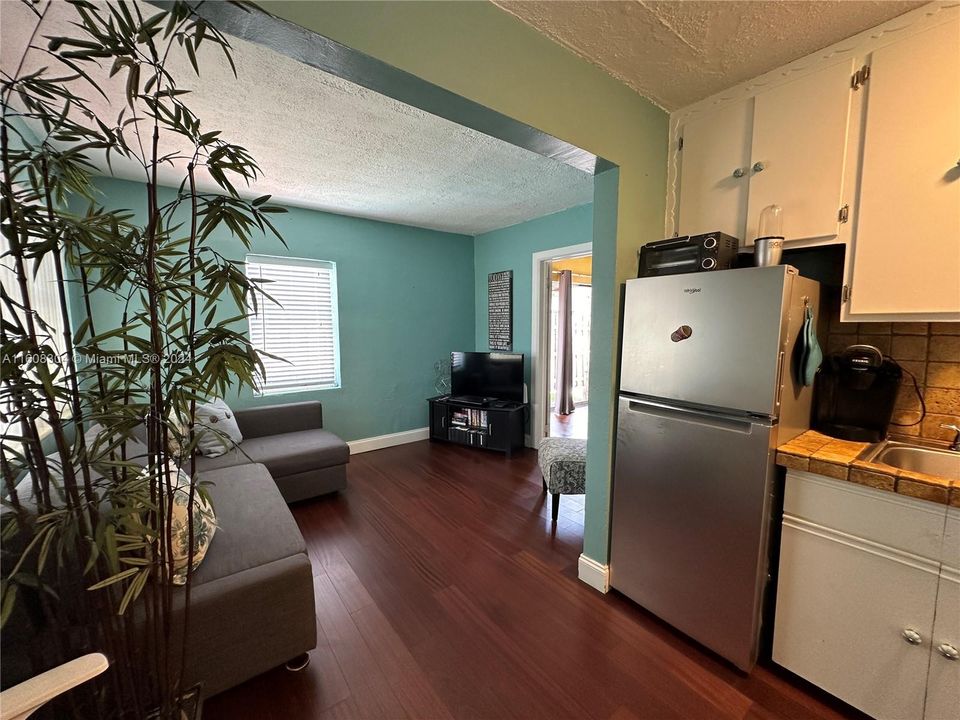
[493,0,925,110]
[0,1,592,235]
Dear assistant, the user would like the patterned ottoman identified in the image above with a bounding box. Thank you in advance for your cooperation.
[537,437,587,521]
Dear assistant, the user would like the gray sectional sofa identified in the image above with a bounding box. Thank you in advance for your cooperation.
[1,400,349,702]
[195,400,349,502]
[181,400,349,693]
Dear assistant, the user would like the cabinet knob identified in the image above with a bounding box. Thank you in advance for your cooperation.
[902,628,923,646]
[937,643,959,661]
[732,167,745,178]
[752,161,765,173]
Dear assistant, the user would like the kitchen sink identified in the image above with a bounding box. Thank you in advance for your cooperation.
[859,440,960,481]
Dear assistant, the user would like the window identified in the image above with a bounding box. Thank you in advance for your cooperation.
[245,255,341,395]
[0,232,67,436]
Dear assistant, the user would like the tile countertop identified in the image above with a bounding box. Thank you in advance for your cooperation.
[776,430,959,508]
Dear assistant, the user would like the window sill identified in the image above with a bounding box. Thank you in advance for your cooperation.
[254,383,341,398]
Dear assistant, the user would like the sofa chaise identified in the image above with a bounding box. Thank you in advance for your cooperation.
[173,461,316,697]
[194,400,349,503]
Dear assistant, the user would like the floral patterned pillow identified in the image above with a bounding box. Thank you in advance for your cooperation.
[139,463,217,585]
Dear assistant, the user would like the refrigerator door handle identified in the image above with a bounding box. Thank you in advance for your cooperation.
[625,398,763,434]
[774,351,785,410]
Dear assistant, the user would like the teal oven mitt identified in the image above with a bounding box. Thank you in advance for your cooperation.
[798,305,822,387]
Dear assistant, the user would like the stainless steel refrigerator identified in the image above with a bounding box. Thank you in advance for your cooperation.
[610,265,820,671]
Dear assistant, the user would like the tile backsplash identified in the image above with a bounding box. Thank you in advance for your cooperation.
[824,307,960,442]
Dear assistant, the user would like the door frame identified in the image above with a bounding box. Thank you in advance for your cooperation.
[530,242,592,448]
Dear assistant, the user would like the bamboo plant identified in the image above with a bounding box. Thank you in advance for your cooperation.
[1,1,285,716]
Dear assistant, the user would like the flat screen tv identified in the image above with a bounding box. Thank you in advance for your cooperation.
[450,351,524,403]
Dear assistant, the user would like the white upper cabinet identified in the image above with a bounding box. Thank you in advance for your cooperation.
[745,60,854,246]
[667,5,960,321]
[847,18,960,317]
[676,99,754,240]
[674,60,853,247]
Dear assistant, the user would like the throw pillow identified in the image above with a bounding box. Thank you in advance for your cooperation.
[83,422,150,468]
[140,463,217,585]
[194,398,243,458]
[8,453,68,507]
[162,410,185,459]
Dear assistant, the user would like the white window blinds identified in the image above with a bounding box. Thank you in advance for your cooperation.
[245,255,341,395]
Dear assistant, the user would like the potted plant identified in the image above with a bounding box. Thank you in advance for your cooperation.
[1,1,285,716]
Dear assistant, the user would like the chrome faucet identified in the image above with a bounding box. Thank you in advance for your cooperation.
[942,424,960,452]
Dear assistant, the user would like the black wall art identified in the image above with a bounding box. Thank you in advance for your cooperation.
[487,270,513,351]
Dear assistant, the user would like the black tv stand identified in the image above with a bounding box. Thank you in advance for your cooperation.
[449,395,495,407]
[428,396,525,457]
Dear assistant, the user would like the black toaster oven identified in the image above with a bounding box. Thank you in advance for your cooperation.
[637,232,739,277]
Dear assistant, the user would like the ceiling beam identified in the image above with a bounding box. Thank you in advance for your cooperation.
[148,0,614,176]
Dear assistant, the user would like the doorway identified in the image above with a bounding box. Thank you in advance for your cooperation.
[531,243,592,447]
[548,255,591,439]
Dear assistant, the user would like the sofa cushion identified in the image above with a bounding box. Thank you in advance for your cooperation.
[192,463,306,585]
[194,429,349,478]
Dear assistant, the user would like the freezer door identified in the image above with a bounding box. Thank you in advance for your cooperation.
[620,265,792,416]
[609,397,777,671]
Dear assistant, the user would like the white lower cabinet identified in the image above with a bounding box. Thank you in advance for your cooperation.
[774,471,959,720]
[774,516,938,719]
[926,569,960,720]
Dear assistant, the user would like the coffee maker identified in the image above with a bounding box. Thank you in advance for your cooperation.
[813,344,903,442]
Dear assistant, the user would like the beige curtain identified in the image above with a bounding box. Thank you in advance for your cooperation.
[554,269,575,415]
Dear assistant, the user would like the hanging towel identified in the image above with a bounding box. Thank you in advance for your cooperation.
[798,305,823,387]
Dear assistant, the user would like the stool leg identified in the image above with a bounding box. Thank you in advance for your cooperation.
[541,474,547,492]
[551,493,560,522]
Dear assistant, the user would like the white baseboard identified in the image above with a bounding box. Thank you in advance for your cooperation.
[348,427,429,455]
[578,554,610,594]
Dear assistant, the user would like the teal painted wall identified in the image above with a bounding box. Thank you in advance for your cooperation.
[583,169,619,562]
[471,183,618,564]
[264,0,667,567]
[472,203,593,394]
[71,177,475,442]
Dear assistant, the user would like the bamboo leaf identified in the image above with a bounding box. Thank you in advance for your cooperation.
[117,568,150,615]
[87,567,139,591]
[184,36,199,75]
[125,62,140,107]
[0,584,18,629]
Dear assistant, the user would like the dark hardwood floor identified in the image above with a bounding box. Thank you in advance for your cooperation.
[204,441,861,720]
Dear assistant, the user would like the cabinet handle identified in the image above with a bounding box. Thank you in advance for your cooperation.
[752,161,765,173]
[937,643,959,661]
[901,628,923,646]
[732,167,745,178]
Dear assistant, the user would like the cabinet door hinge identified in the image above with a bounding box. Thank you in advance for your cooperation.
[838,204,850,223]
[841,285,850,304]
[678,136,684,151]
[851,65,871,90]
